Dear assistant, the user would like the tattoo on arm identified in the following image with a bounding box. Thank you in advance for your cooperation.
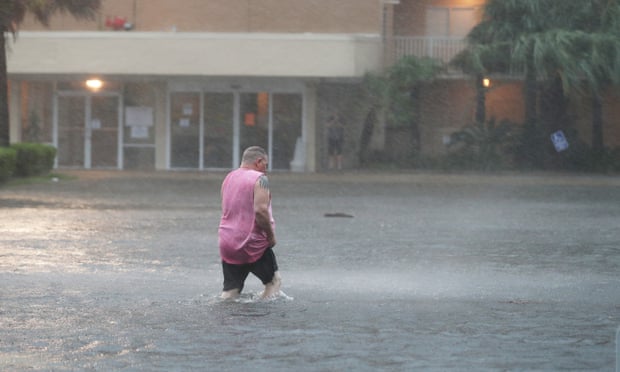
[258,175,269,190]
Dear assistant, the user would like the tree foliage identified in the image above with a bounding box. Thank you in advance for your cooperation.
[360,56,442,165]
[363,56,442,126]
[458,0,620,93]
[454,0,620,168]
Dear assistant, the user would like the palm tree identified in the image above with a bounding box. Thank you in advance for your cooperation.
[523,2,620,153]
[361,56,442,164]
[465,0,546,124]
[455,0,620,168]
[0,0,101,147]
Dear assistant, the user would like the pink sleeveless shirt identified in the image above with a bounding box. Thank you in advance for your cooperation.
[218,168,275,264]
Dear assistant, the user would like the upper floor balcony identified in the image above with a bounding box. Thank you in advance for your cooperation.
[389,35,468,68]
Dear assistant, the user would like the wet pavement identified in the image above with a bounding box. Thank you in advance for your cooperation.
[1,170,619,371]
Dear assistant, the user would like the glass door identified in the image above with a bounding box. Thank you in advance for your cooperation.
[239,92,269,157]
[170,92,200,168]
[90,95,120,168]
[57,95,85,167]
[203,93,234,168]
[238,92,302,170]
[57,94,120,168]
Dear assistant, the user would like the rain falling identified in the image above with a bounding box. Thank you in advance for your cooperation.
[2,0,620,370]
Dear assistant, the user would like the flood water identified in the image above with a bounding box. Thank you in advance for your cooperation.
[1,170,619,371]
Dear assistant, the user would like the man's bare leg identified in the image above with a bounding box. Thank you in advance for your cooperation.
[220,288,240,300]
[260,271,282,299]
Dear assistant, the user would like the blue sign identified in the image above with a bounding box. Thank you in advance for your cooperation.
[550,130,569,152]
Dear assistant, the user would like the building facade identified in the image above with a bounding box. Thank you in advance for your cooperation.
[8,0,387,171]
[7,0,620,171]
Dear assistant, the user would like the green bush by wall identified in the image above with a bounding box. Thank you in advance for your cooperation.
[0,147,17,182]
[10,143,57,177]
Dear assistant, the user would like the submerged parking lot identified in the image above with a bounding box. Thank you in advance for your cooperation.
[1,170,619,371]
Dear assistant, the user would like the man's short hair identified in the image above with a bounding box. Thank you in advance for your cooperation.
[242,146,267,164]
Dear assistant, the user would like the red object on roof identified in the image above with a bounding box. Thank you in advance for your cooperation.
[105,16,127,31]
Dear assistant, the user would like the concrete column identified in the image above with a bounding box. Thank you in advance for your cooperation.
[153,82,168,170]
[9,82,21,143]
[303,83,317,172]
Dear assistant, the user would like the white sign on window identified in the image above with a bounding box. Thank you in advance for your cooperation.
[179,118,191,127]
[130,125,149,139]
[125,106,154,127]
[90,118,101,129]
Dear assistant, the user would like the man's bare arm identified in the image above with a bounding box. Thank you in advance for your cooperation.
[254,175,276,246]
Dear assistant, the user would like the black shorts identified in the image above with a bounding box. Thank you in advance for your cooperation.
[222,248,278,292]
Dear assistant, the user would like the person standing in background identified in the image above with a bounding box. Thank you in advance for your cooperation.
[327,113,344,170]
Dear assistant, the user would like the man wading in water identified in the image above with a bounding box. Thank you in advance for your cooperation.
[217,146,281,300]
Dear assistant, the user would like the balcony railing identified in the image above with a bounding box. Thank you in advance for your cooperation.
[391,36,468,65]
[389,36,524,77]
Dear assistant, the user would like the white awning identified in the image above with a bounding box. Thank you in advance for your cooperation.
[7,31,382,78]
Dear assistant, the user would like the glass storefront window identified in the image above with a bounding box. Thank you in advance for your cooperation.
[203,93,234,169]
[272,94,302,170]
[239,92,269,158]
[20,81,54,144]
[123,83,156,170]
[169,89,303,171]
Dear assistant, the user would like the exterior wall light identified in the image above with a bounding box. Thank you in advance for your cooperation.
[86,79,103,91]
[482,78,491,88]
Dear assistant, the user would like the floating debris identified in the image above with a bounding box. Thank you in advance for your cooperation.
[324,212,354,218]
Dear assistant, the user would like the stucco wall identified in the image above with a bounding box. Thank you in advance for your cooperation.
[394,0,485,36]
[7,32,382,78]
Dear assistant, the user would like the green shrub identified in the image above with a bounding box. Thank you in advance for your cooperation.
[0,147,17,182]
[610,147,620,172]
[445,119,520,171]
[11,143,57,177]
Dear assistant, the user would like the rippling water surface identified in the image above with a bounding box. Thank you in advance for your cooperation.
[1,171,619,371]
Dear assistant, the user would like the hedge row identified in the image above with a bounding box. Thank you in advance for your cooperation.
[0,143,57,183]
[0,147,16,182]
